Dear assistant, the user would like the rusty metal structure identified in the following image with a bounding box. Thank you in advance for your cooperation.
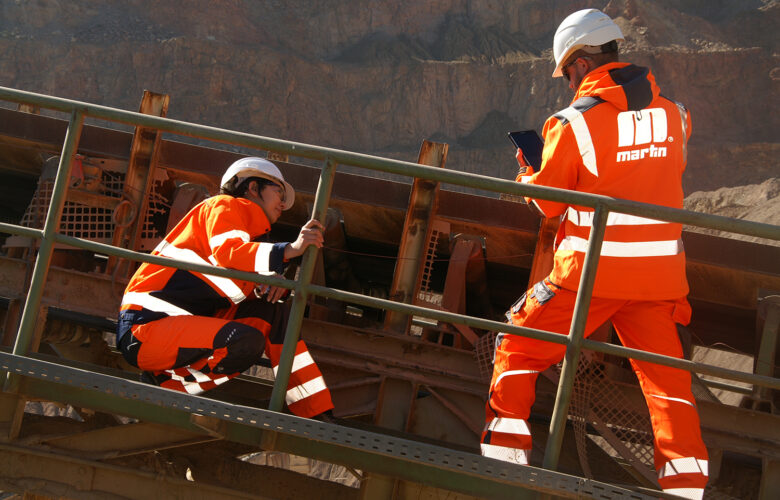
[0,87,778,499]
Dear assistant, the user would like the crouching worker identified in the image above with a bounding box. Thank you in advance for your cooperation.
[116,157,334,418]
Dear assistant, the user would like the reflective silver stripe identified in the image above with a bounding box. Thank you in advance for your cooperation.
[487,417,531,436]
[152,239,168,254]
[662,488,703,500]
[567,207,668,227]
[557,106,598,177]
[676,102,689,164]
[518,175,533,184]
[273,351,315,376]
[165,370,204,395]
[209,230,250,250]
[254,242,275,274]
[156,241,246,304]
[658,457,708,479]
[495,369,538,387]
[285,376,328,405]
[165,368,231,394]
[650,394,695,408]
[480,443,529,465]
[122,292,192,316]
[187,367,212,384]
[558,235,683,257]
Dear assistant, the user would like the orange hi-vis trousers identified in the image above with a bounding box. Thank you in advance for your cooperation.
[118,299,333,418]
[481,278,708,499]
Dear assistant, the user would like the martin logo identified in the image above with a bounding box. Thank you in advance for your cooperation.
[616,108,668,162]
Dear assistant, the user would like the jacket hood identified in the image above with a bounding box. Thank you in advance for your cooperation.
[574,62,660,111]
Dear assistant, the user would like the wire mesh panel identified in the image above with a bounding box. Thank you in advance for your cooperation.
[11,156,170,251]
[475,330,498,383]
[568,358,655,480]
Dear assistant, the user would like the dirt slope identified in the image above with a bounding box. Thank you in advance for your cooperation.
[0,0,777,221]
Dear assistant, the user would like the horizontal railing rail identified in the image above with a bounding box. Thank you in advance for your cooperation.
[0,221,775,392]
[1,86,778,488]
[1,86,776,240]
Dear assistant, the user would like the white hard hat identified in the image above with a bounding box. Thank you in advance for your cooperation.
[552,9,624,78]
[220,157,295,210]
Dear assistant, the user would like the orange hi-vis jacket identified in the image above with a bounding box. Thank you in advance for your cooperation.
[121,194,288,320]
[120,195,333,416]
[519,62,691,300]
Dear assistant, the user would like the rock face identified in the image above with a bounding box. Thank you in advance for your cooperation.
[0,0,778,204]
[685,177,780,245]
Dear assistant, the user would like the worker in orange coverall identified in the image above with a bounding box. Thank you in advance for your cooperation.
[117,157,334,418]
[480,9,708,499]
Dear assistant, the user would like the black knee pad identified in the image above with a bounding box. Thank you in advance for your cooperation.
[212,321,265,374]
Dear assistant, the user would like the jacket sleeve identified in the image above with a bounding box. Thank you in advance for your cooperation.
[204,197,288,275]
[521,117,579,218]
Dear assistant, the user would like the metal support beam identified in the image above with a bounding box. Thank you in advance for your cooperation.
[0,442,262,500]
[755,295,779,410]
[360,377,417,499]
[384,140,448,334]
[32,422,218,459]
[106,90,169,275]
[371,140,447,497]
[759,457,780,500]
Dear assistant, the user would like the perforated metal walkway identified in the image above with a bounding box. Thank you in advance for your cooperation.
[1,351,655,500]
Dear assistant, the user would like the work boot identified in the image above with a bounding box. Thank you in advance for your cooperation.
[139,371,162,386]
[313,409,336,423]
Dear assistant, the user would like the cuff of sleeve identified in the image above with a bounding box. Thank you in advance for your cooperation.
[269,242,289,274]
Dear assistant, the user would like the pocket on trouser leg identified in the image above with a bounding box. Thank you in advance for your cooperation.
[506,292,528,323]
[506,279,558,327]
[533,278,558,305]
[497,292,528,361]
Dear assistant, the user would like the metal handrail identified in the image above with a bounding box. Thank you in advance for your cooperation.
[1,86,779,475]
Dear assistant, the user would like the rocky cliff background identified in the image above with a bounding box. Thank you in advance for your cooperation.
[1,0,778,236]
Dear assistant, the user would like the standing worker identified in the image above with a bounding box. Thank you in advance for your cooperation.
[481,9,708,499]
[116,157,334,419]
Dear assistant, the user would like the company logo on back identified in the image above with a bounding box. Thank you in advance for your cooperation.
[616,108,669,162]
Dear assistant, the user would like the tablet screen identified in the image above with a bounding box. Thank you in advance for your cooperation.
[507,130,544,170]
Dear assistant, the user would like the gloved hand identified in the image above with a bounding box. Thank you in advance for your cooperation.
[254,274,290,303]
[516,148,534,176]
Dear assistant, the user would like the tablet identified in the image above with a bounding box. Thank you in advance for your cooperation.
[507,130,544,170]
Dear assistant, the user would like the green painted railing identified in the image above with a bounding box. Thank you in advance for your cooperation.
[1,86,779,476]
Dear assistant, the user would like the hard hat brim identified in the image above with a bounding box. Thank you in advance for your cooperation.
[220,157,296,210]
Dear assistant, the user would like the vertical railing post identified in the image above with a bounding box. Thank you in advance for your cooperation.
[542,204,608,470]
[3,108,84,392]
[12,110,85,355]
[268,157,337,412]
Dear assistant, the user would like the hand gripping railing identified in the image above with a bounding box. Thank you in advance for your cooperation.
[1,85,779,480]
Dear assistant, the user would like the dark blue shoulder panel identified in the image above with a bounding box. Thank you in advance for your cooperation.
[552,96,606,126]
